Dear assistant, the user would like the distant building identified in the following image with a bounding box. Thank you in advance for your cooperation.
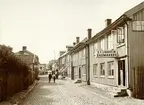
[69,37,87,81]
[39,64,46,75]
[15,46,39,80]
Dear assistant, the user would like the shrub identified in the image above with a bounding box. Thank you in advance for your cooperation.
[0,45,29,74]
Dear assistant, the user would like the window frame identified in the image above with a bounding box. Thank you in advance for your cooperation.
[117,27,125,44]
[93,42,98,56]
[108,61,114,77]
[100,63,105,76]
[100,38,105,50]
[93,64,97,76]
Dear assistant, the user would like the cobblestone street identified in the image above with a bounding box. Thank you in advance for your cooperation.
[19,75,144,105]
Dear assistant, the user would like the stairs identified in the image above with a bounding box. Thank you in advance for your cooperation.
[114,89,128,97]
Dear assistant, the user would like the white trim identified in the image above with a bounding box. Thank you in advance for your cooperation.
[108,76,114,79]
[100,75,105,78]
[117,43,125,48]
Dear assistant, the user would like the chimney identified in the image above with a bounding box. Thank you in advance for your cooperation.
[105,19,112,27]
[76,37,80,43]
[22,46,27,51]
[87,29,92,39]
[73,42,76,46]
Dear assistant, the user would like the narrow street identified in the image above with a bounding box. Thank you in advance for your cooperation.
[19,75,121,105]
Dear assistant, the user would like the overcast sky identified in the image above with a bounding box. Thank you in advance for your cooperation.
[0,0,143,63]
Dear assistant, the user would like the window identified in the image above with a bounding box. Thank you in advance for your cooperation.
[82,49,85,58]
[108,34,113,50]
[93,42,98,55]
[100,38,105,50]
[117,27,124,43]
[133,21,144,31]
[100,63,105,76]
[108,61,114,76]
[93,64,97,75]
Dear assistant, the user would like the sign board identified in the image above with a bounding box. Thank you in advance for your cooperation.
[96,50,117,58]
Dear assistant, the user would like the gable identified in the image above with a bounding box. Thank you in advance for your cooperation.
[124,2,144,19]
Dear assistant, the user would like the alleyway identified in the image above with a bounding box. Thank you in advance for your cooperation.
[19,75,143,105]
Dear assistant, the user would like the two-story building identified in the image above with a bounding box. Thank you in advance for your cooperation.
[86,2,144,97]
[58,46,73,77]
[69,37,87,81]
[57,1,144,98]
[15,46,39,80]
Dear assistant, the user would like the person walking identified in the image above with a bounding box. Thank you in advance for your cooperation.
[52,73,56,83]
[55,71,59,79]
[48,73,52,83]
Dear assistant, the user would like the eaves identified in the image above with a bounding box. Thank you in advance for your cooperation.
[86,15,131,44]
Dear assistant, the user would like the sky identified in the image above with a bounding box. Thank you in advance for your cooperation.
[0,0,143,63]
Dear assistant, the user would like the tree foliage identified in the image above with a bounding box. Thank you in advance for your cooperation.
[0,45,29,73]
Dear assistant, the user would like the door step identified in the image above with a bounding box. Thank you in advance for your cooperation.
[114,89,128,97]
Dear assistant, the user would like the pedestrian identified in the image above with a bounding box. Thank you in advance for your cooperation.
[55,71,59,79]
[52,73,56,83]
[48,73,52,83]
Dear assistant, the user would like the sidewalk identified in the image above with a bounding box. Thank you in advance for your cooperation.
[65,77,144,105]
[0,80,38,105]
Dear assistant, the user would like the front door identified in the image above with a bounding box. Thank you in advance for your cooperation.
[118,60,126,86]
[79,68,81,78]
[71,67,74,80]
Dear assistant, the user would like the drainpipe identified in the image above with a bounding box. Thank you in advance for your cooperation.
[86,44,90,85]
[86,29,92,85]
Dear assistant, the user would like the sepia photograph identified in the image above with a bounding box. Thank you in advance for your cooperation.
[0,0,144,105]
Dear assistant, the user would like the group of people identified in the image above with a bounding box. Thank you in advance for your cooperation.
[48,71,58,83]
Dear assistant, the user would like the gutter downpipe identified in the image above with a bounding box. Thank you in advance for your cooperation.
[86,43,90,85]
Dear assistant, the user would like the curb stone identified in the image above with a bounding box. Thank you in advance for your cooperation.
[0,80,38,105]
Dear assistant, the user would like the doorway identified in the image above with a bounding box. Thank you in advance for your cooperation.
[118,60,126,86]
[79,68,81,78]
[71,67,74,80]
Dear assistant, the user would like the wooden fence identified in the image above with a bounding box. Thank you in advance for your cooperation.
[0,70,34,102]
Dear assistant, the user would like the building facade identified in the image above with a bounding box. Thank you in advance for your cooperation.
[87,2,144,89]
[57,1,144,97]
[69,37,87,81]
[15,46,39,80]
